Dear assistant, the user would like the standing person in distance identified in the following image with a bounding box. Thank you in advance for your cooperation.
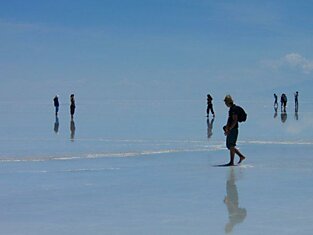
[70,94,75,119]
[53,95,59,116]
[206,94,215,118]
[294,91,299,113]
[274,93,278,109]
[281,93,287,112]
[223,95,246,166]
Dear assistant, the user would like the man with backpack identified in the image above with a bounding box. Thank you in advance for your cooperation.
[223,95,246,166]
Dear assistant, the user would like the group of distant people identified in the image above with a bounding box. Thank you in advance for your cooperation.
[53,94,76,119]
[274,91,299,113]
[53,94,76,140]
[206,91,300,166]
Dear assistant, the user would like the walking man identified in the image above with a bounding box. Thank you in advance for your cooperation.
[223,95,246,166]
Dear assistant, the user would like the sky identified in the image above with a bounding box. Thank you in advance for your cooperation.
[1,0,313,102]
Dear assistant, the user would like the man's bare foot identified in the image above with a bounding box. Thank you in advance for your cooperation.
[225,162,234,166]
[238,156,246,164]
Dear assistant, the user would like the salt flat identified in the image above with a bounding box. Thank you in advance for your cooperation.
[0,99,312,235]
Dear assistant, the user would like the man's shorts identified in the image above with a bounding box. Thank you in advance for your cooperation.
[226,128,238,149]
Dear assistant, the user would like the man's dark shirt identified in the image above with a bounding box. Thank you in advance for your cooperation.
[227,105,239,129]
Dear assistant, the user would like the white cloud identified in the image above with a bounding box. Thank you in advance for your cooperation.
[283,53,313,74]
[263,53,313,74]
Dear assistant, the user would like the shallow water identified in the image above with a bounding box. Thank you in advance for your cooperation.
[0,99,312,234]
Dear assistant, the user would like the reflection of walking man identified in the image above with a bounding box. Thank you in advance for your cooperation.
[224,168,247,234]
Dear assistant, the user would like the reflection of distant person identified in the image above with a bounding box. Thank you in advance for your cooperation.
[294,112,298,121]
[70,119,75,141]
[207,117,215,140]
[274,106,278,119]
[224,168,247,234]
[53,95,59,116]
[280,93,287,112]
[54,116,59,134]
[70,94,75,119]
[223,95,246,166]
[206,94,215,117]
[273,93,278,109]
[294,91,299,112]
[281,112,287,123]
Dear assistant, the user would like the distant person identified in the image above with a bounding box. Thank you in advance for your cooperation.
[294,91,299,112]
[223,95,246,166]
[273,93,278,109]
[206,94,215,117]
[224,168,247,233]
[53,95,59,116]
[70,94,75,119]
[280,93,287,112]
[207,117,215,140]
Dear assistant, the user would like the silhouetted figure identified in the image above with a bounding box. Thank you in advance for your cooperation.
[294,91,299,113]
[280,93,287,112]
[281,112,287,123]
[207,117,214,140]
[273,93,278,109]
[274,106,278,119]
[206,94,215,117]
[54,116,59,134]
[70,94,75,119]
[223,95,246,166]
[70,119,75,141]
[294,112,299,121]
[53,95,59,116]
[224,168,247,234]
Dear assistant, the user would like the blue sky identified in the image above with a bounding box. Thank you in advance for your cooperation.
[1,0,313,101]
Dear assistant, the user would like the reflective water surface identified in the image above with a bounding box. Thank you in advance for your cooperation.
[0,99,312,234]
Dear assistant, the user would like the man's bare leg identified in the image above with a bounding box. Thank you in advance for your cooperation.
[235,148,246,164]
[225,147,236,166]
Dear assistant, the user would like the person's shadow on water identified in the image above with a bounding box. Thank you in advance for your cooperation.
[224,168,247,234]
[281,112,287,123]
[274,107,278,119]
[70,118,76,142]
[54,116,59,134]
[207,117,214,140]
[294,112,299,121]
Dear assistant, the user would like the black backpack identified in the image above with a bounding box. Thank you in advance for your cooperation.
[235,105,247,122]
